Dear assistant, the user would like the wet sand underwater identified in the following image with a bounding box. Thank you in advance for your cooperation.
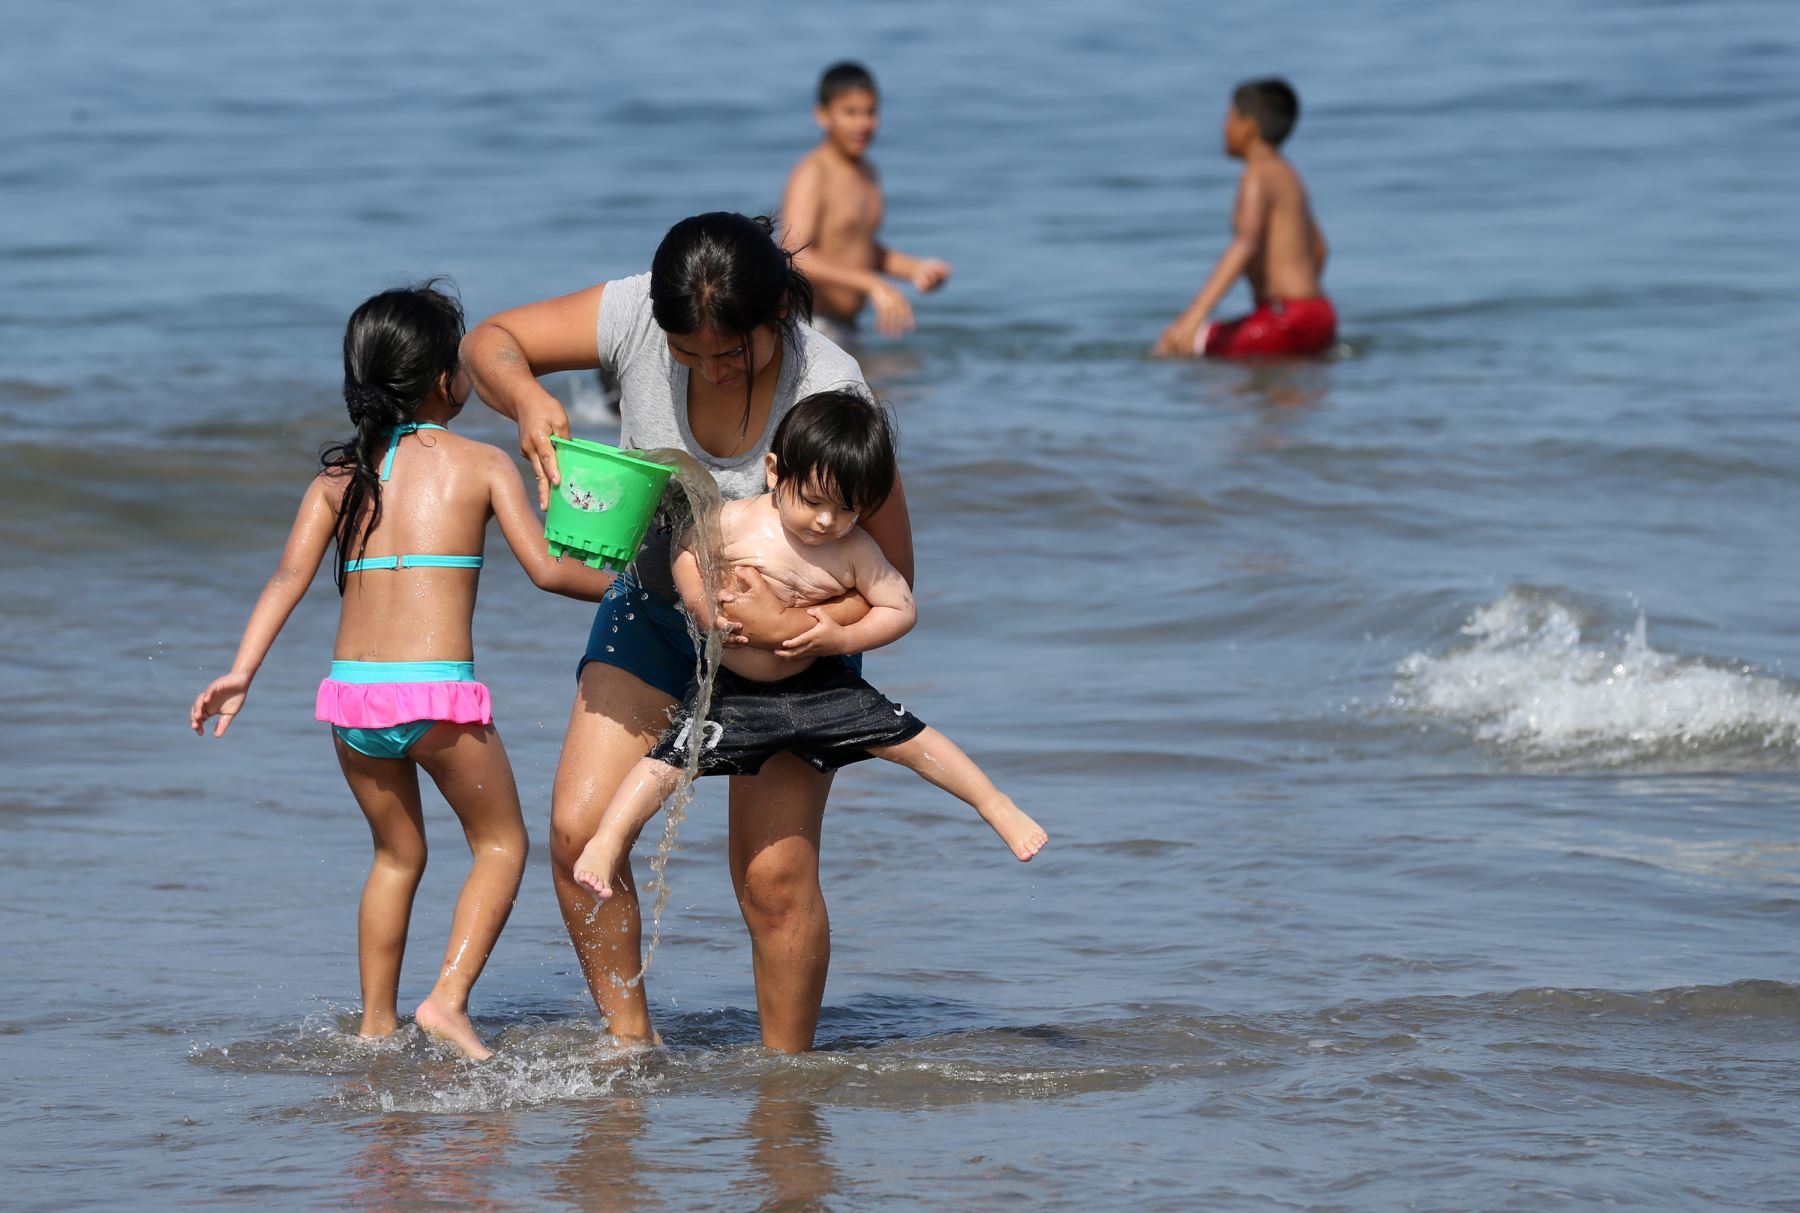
[4,0,1800,1208]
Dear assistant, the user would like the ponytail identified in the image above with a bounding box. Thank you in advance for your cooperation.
[320,283,464,594]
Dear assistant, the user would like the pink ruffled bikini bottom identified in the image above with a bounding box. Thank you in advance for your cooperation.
[315,659,492,729]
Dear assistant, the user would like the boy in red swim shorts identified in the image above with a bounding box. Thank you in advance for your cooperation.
[1155,78,1336,360]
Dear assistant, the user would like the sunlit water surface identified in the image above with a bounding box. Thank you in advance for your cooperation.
[4,1,1798,1208]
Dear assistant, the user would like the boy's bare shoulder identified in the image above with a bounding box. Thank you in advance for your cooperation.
[787,145,830,184]
[1251,153,1306,193]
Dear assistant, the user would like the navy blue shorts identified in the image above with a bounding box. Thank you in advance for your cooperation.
[580,570,862,700]
[580,570,699,699]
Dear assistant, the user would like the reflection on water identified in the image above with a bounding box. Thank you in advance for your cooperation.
[554,1100,665,1212]
[736,1084,841,1212]
[1228,361,1335,412]
[347,1113,516,1211]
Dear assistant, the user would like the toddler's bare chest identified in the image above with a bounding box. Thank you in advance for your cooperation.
[722,538,851,605]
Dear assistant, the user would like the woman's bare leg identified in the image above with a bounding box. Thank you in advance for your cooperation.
[334,736,428,1039]
[551,662,677,1043]
[728,753,833,1053]
[869,727,1048,861]
[407,723,529,1060]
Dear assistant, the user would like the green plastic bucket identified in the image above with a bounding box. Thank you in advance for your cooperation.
[543,437,675,571]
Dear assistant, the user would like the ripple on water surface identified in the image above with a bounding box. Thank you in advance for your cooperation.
[184,981,1800,1133]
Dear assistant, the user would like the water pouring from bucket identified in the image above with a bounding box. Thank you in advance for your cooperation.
[542,437,677,570]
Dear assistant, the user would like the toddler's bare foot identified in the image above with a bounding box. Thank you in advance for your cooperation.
[571,833,622,899]
[414,995,492,1062]
[979,797,1049,862]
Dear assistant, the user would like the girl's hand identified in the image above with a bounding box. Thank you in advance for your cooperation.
[516,391,572,511]
[191,673,251,737]
[776,609,848,659]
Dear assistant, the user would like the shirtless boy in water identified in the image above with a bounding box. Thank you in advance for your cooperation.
[1155,78,1336,360]
[780,62,952,343]
[572,390,1046,898]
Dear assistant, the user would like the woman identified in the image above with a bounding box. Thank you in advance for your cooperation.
[464,212,913,1052]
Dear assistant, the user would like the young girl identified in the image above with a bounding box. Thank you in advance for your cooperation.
[189,284,615,1060]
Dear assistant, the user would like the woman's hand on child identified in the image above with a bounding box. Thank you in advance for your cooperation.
[713,582,750,647]
[191,673,251,737]
[776,609,848,659]
[515,391,572,511]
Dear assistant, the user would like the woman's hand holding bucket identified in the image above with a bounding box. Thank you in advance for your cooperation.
[515,390,571,511]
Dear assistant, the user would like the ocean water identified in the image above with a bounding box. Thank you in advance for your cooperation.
[5,0,1800,1208]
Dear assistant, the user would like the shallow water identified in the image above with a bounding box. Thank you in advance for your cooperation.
[5,0,1800,1208]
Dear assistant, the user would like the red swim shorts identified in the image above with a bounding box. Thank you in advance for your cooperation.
[1199,296,1338,359]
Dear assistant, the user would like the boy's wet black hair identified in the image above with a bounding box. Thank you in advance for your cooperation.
[769,388,897,516]
[1232,78,1300,146]
[322,281,464,593]
[650,212,814,435]
[818,61,877,107]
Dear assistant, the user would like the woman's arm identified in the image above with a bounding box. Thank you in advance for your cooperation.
[857,470,914,586]
[720,566,871,648]
[776,531,915,660]
[484,445,617,602]
[190,477,337,736]
[716,467,909,648]
[462,284,605,509]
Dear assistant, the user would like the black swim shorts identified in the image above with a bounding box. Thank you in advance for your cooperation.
[649,660,927,776]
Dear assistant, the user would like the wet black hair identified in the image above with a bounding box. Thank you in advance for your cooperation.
[768,388,897,516]
[1232,78,1300,146]
[320,281,464,593]
[818,61,877,107]
[649,211,814,434]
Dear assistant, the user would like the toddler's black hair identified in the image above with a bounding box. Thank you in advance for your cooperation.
[818,61,877,107]
[1232,78,1300,146]
[769,388,896,516]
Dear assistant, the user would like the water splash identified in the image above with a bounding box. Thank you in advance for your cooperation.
[629,448,727,981]
[1393,588,1800,769]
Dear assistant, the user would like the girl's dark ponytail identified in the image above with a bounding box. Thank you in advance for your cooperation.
[320,283,464,593]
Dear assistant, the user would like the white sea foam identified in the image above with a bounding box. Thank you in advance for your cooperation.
[1393,589,1800,768]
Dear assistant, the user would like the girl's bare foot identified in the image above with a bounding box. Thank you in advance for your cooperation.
[571,833,623,899]
[979,797,1049,861]
[414,994,493,1061]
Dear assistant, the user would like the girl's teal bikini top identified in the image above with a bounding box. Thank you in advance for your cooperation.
[342,424,486,573]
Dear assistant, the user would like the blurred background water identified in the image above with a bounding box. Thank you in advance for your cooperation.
[3,0,1798,1208]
